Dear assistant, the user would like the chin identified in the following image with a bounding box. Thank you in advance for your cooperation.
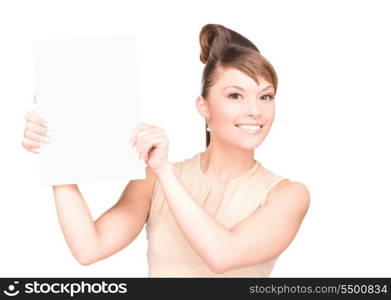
[239,144,261,150]
[235,139,264,150]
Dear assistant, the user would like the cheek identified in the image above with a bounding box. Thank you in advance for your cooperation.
[209,102,275,139]
[211,104,238,126]
[262,105,275,126]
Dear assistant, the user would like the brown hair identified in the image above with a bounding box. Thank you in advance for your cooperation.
[199,24,278,148]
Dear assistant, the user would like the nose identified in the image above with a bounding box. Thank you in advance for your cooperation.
[245,97,262,117]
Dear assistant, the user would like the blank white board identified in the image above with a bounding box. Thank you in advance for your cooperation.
[33,35,145,185]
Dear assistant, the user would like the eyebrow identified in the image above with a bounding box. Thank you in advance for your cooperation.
[222,85,274,93]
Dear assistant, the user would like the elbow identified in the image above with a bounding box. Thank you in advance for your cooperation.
[75,255,95,266]
[206,237,236,274]
[212,262,229,275]
[211,265,226,275]
[76,256,92,266]
[207,253,229,275]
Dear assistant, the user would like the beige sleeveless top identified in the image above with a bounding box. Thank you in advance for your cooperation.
[145,152,288,277]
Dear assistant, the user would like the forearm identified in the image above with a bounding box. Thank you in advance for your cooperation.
[52,184,100,263]
[155,165,233,272]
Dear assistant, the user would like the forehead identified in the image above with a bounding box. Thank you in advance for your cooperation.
[213,67,271,90]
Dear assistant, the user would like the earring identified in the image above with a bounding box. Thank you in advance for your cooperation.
[205,118,211,132]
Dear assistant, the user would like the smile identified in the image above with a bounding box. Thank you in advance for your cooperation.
[235,124,263,134]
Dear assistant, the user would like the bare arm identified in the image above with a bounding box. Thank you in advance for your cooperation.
[22,110,156,265]
[53,166,156,265]
[154,164,310,274]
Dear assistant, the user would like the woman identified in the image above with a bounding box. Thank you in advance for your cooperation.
[22,24,310,277]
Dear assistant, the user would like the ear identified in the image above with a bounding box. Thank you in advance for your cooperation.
[195,95,210,119]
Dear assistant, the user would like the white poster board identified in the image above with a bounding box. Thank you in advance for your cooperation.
[33,35,145,185]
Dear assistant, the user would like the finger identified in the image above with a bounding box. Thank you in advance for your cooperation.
[25,129,51,144]
[22,142,41,154]
[23,144,41,154]
[26,121,51,136]
[130,123,147,146]
[137,135,164,162]
[142,135,167,162]
[29,147,41,154]
[22,137,44,149]
[25,111,47,126]
[133,130,154,151]
[134,131,164,155]
[130,123,156,147]
[30,148,41,154]
[139,140,155,162]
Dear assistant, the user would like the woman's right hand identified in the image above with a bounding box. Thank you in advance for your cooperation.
[22,111,52,154]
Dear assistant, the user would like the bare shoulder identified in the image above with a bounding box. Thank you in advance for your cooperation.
[272,179,310,197]
[266,179,310,219]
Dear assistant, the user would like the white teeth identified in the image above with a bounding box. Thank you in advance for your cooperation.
[237,125,262,133]
[238,125,261,130]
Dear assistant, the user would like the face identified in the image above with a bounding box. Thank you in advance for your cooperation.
[197,67,276,150]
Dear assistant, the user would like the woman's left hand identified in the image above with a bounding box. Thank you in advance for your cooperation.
[131,123,170,172]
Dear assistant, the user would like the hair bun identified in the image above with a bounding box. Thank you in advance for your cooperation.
[199,24,226,64]
[199,23,259,64]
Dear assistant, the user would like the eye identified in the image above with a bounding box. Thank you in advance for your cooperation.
[228,92,241,100]
[228,93,275,101]
[260,94,275,101]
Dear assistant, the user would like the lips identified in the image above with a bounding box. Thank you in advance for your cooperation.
[235,122,263,126]
[235,124,263,128]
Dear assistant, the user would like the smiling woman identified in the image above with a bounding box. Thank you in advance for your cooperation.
[142,24,310,277]
[21,23,309,278]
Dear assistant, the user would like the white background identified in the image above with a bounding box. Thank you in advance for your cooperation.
[0,0,390,277]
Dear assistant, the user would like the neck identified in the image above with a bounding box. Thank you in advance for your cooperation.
[201,141,256,185]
